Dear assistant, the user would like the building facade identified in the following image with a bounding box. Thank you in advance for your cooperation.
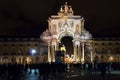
[0,38,41,64]
[0,2,120,64]
[0,37,120,64]
[93,38,120,63]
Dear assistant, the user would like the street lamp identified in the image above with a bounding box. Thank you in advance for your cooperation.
[31,49,38,74]
[31,49,36,56]
[109,56,113,62]
[31,49,37,63]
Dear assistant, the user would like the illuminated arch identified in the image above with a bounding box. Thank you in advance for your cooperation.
[40,2,93,63]
[58,31,74,41]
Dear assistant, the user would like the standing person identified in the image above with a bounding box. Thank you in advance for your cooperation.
[24,63,28,74]
[100,62,106,76]
[28,62,32,74]
[107,62,112,74]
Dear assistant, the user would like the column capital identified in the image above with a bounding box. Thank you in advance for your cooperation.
[73,40,80,46]
[82,42,85,46]
[48,42,51,46]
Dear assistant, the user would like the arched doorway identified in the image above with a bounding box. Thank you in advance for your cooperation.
[61,36,73,56]
[60,36,73,63]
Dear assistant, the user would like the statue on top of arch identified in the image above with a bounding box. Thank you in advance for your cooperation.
[58,2,74,17]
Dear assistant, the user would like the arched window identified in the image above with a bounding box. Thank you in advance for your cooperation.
[34,43,38,47]
[19,43,23,47]
[101,47,106,53]
[4,47,8,55]
[4,43,7,47]
[27,43,30,46]
[108,47,112,54]
[116,42,119,45]
[115,47,120,53]
[94,47,99,54]
[11,47,16,55]
[108,42,112,46]
[85,47,90,54]
[12,43,15,47]
[18,47,23,55]
[102,43,105,46]
[26,47,31,55]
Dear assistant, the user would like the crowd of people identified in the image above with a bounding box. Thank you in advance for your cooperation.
[0,62,120,80]
[0,62,67,80]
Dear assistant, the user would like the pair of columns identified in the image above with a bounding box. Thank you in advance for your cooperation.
[73,42,84,62]
[74,42,93,63]
[48,42,56,63]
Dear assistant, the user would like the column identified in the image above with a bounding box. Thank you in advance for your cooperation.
[74,45,77,62]
[52,45,55,62]
[0,57,1,64]
[90,42,93,62]
[77,45,79,62]
[90,49,93,62]
[78,45,81,62]
[54,45,57,61]
[55,44,57,51]
[56,42,60,51]
[48,43,51,63]
[81,42,85,63]
[90,50,93,62]
[21,57,23,64]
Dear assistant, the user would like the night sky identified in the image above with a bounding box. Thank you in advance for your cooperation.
[0,0,120,37]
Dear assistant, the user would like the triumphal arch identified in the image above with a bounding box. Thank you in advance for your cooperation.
[41,2,93,63]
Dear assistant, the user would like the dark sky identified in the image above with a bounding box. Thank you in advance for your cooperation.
[0,0,120,37]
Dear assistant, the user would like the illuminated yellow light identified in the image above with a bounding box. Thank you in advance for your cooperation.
[110,56,113,60]
[60,46,66,52]
[26,57,32,64]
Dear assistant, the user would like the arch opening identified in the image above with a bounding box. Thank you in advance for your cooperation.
[60,36,73,55]
[60,36,73,63]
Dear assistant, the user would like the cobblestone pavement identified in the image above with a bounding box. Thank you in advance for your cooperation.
[0,69,120,80]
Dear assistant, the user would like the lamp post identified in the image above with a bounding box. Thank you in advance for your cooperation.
[31,49,37,74]
[31,49,36,55]
[31,49,36,63]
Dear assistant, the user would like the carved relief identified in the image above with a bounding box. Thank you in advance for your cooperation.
[58,22,62,29]
[70,21,74,28]
[49,25,51,32]
[75,24,80,34]
[74,33,80,39]
[58,21,64,33]
[52,24,57,35]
